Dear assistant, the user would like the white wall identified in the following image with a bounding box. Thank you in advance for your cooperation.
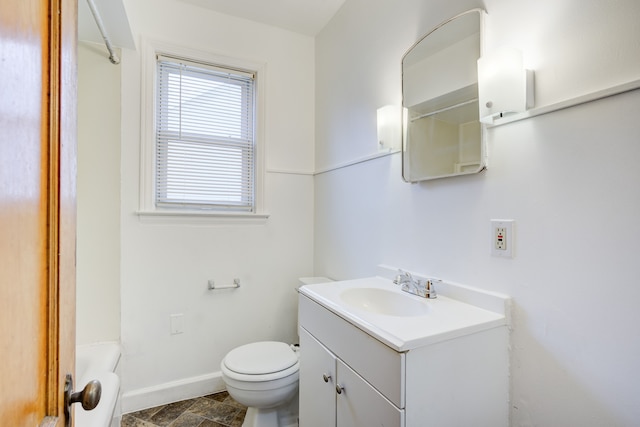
[119,0,315,408]
[315,0,640,425]
[76,42,122,345]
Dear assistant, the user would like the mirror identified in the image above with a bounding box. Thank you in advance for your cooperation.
[402,9,485,182]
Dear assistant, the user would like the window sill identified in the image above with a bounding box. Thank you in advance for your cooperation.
[136,209,270,225]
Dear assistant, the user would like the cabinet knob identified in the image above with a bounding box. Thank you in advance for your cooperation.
[322,373,331,383]
[336,384,344,394]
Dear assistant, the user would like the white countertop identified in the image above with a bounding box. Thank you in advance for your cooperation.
[299,276,508,351]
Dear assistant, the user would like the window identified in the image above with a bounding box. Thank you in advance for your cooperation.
[155,55,256,212]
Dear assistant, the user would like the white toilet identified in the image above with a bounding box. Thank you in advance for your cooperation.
[221,341,300,427]
[220,277,332,427]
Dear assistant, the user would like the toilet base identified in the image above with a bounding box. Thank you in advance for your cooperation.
[241,406,298,427]
[241,393,298,427]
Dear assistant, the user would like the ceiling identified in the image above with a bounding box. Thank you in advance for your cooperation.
[177,0,347,36]
[78,0,347,47]
[78,0,135,49]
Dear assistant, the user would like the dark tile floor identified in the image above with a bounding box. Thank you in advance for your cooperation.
[121,391,246,427]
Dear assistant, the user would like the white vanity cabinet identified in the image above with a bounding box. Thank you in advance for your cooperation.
[298,328,336,427]
[298,288,509,427]
[299,328,403,427]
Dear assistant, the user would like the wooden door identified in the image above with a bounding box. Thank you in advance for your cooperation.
[0,0,77,425]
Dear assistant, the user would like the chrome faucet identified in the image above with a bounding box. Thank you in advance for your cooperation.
[393,270,438,299]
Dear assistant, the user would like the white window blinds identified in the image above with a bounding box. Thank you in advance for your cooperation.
[156,55,256,211]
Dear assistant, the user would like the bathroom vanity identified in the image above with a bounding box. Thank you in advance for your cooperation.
[298,270,509,427]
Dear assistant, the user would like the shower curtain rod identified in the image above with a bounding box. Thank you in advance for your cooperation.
[86,0,120,64]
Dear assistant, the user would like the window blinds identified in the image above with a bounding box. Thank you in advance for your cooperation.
[156,55,256,211]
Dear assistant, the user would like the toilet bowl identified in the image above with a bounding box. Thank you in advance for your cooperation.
[221,341,300,427]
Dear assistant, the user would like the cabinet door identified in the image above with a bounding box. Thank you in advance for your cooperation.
[336,359,404,427]
[299,328,337,427]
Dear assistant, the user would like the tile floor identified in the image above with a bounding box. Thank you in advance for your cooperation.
[121,391,246,427]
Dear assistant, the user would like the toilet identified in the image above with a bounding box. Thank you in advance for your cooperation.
[221,341,300,427]
[220,277,332,427]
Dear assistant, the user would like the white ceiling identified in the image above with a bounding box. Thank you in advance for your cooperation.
[177,0,347,36]
[78,0,135,49]
[78,0,346,52]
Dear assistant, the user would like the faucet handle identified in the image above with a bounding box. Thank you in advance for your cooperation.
[425,278,441,299]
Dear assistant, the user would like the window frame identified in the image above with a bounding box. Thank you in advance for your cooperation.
[138,39,267,223]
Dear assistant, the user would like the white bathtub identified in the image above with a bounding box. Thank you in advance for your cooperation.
[76,342,121,427]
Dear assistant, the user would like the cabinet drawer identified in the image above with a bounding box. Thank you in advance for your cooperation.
[299,294,405,408]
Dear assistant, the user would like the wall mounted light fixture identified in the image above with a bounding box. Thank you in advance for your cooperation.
[377,105,402,152]
[478,47,534,124]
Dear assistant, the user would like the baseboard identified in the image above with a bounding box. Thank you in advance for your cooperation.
[121,371,226,414]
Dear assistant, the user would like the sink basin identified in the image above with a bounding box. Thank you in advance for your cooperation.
[340,287,429,316]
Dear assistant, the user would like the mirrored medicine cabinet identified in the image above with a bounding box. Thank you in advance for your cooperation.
[402,9,486,182]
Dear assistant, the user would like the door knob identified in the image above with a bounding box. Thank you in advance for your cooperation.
[70,380,101,410]
[322,373,331,383]
[64,374,102,426]
[336,384,344,394]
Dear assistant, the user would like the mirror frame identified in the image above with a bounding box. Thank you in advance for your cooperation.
[401,9,486,182]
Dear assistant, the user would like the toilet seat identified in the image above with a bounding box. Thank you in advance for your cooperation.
[222,341,299,383]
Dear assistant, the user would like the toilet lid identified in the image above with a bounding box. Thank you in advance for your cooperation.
[224,341,298,375]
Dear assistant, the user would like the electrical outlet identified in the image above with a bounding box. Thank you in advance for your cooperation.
[491,220,514,258]
[495,227,507,250]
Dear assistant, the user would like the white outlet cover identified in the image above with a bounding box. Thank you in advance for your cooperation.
[170,313,184,335]
[491,219,514,258]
